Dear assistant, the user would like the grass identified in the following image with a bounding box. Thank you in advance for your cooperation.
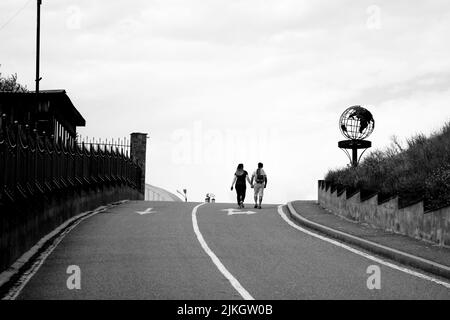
[325,121,450,211]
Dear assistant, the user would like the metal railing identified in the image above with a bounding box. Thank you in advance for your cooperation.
[0,118,143,202]
[76,135,131,155]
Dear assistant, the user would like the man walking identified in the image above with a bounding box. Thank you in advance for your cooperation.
[251,162,267,209]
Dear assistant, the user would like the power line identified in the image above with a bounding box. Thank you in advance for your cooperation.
[0,0,33,32]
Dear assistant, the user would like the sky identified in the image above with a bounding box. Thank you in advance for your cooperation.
[1,0,450,204]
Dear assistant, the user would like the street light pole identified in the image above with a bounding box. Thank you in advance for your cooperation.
[36,0,42,95]
[176,189,187,202]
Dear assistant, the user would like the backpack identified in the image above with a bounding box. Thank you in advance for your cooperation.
[255,169,265,184]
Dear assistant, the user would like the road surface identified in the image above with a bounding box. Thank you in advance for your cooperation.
[11,201,450,299]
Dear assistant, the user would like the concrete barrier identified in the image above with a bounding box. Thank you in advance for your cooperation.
[318,181,450,247]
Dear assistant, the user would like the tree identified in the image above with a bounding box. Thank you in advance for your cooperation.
[0,66,28,92]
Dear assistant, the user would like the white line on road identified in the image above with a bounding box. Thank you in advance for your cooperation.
[277,205,450,289]
[192,203,255,300]
[136,208,155,215]
[3,206,110,300]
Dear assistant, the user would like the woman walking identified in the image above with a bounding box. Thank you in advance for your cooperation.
[230,163,252,208]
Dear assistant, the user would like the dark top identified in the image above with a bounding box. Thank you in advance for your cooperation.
[235,170,248,186]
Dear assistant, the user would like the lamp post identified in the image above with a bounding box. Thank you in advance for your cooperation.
[177,189,187,202]
[36,0,42,95]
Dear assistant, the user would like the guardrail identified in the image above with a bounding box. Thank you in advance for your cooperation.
[0,119,143,202]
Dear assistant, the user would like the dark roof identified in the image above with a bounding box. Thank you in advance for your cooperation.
[0,89,86,126]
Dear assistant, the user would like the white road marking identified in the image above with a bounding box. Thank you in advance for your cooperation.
[277,205,450,289]
[192,203,254,300]
[136,208,155,215]
[221,208,257,216]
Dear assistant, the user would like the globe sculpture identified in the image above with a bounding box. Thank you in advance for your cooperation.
[338,106,375,167]
[339,106,375,140]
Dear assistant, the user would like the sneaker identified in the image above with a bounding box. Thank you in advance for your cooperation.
[241,204,245,208]
[258,205,262,209]
[254,204,258,209]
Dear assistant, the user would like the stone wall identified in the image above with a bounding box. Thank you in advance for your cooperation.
[318,181,450,247]
[130,132,148,193]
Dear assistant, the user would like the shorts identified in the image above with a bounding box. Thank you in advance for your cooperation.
[254,183,265,197]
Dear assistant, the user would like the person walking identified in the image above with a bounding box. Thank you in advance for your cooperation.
[231,163,252,209]
[251,162,267,209]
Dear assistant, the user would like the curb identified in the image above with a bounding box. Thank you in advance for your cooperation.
[286,202,450,280]
[0,200,129,298]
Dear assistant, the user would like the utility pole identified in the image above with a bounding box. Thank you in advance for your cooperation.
[36,0,42,95]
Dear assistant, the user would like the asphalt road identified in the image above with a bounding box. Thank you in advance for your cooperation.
[14,201,450,300]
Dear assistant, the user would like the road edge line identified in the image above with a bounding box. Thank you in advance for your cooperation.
[286,202,450,281]
[0,200,129,299]
[278,205,450,289]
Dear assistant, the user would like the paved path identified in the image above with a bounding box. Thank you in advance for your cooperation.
[13,201,450,299]
[290,201,450,268]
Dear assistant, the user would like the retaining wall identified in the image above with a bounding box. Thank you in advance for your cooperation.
[318,181,450,247]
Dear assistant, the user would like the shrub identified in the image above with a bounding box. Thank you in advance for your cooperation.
[325,121,450,211]
[425,164,450,210]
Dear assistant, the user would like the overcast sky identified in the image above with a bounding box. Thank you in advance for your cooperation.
[1,0,450,203]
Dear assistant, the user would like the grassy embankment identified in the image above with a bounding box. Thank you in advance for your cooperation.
[325,121,450,211]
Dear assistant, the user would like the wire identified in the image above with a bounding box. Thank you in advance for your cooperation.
[0,0,34,32]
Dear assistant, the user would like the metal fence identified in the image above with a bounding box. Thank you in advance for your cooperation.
[76,135,131,155]
[0,120,143,203]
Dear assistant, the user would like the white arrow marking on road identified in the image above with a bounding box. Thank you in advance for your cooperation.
[136,208,156,215]
[221,208,257,216]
